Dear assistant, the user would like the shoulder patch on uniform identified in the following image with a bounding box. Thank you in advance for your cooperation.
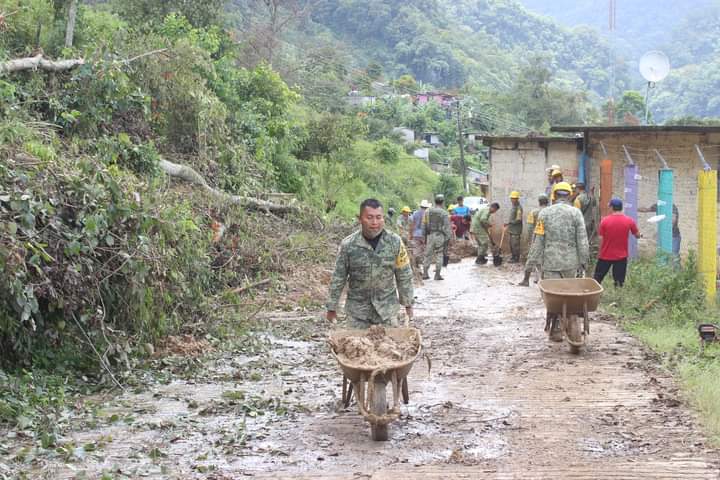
[534,219,545,236]
[395,243,410,268]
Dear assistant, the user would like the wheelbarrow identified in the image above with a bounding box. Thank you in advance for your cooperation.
[329,327,422,441]
[538,278,603,354]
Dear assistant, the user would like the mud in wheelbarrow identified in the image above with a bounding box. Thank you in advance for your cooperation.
[538,278,603,353]
[329,327,422,441]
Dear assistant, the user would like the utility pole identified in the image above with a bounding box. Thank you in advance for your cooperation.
[607,0,616,125]
[455,99,468,193]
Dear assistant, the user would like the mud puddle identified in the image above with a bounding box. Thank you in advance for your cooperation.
[3,260,720,479]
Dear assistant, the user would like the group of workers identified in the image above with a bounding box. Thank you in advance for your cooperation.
[387,195,476,281]
[326,164,663,331]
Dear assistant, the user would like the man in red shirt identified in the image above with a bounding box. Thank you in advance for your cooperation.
[593,198,640,287]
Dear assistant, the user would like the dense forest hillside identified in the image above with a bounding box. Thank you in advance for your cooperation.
[518,0,713,58]
[297,0,627,98]
[518,0,720,121]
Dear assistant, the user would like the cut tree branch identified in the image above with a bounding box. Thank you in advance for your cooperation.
[0,55,85,74]
[123,48,168,65]
[158,158,299,214]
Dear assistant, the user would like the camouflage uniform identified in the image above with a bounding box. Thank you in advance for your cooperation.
[423,206,452,278]
[397,215,412,246]
[410,209,427,268]
[470,205,492,262]
[507,203,523,262]
[574,191,594,239]
[327,229,414,329]
[524,205,546,277]
[526,201,589,278]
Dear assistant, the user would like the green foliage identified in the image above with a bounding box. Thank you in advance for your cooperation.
[305,140,438,218]
[0,129,218,367]
[504,55,598,130]
[114,0,224,29]
[309,0,626,97]
[0,0,55,54]
[606,254,705,321]
[437,173,463,201]
[0,369,67,443]
[607,90,648,125]
[96,134,160,175]
[374,138,402,163]
[603,255,720,443]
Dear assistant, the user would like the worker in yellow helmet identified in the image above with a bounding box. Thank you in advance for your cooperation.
[504,191,523,263]
[397,206,413,247]
[546,169,564,200]
[523,181,589,340]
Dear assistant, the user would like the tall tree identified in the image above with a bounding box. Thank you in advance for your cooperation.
[64,0,78,48]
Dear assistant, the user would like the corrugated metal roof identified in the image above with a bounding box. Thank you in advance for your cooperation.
[551,125,720,133]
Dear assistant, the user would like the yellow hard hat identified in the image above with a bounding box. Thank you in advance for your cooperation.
[553,181,573,194]
[448,204,456,212]
[510,191,520,199]
[551,169,562,177]
[401,206,411,213]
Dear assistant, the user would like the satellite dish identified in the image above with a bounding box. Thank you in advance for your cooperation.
[639,51,670,83]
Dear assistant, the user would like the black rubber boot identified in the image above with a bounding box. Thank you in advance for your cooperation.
[434,271,444,280]
[517,271,531,287]
[422,266,430,280]
[475,255,487,265]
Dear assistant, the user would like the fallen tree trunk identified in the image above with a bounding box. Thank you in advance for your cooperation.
[158,159,299,214]
[0,55,85,74]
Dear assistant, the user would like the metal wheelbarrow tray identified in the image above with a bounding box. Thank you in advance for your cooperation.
[538,278,604,315]
[538,278,604,351]
[329,327,422,441]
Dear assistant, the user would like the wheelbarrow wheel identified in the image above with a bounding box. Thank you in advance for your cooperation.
[370,379,389,441]
[565,314,583,354]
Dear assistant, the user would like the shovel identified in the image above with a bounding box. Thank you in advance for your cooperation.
[492,227,506,266]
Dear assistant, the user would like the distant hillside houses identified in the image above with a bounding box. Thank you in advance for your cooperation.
[413,91,457,109]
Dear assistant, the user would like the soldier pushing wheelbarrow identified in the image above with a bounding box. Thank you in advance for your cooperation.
[326,198,418,440]
[520,182,596,345]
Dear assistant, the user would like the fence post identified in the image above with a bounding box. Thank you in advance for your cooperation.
[657,168,673,257]
[600,159,613,219]
[623,146,638,259]
[696,145,717,305]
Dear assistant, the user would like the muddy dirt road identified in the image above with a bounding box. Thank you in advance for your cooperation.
[6,260,720,479]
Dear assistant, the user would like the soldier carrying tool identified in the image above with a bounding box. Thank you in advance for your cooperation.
[517,193,549,286]
[505,191,524,263]
[470,202,500,265]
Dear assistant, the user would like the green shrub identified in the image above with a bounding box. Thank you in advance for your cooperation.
[374,138,402,164]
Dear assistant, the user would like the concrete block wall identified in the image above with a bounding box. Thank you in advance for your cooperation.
[587,132,720,255]
[489,140,581,248]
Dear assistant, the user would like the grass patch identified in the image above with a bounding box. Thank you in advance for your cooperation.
[602,254,720,444]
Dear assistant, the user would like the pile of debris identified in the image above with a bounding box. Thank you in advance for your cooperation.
[331,325,420,368]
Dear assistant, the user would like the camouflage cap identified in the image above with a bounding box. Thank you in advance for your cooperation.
[434,194,445,202]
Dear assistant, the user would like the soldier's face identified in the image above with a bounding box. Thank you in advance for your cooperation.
[359,207,385,238]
